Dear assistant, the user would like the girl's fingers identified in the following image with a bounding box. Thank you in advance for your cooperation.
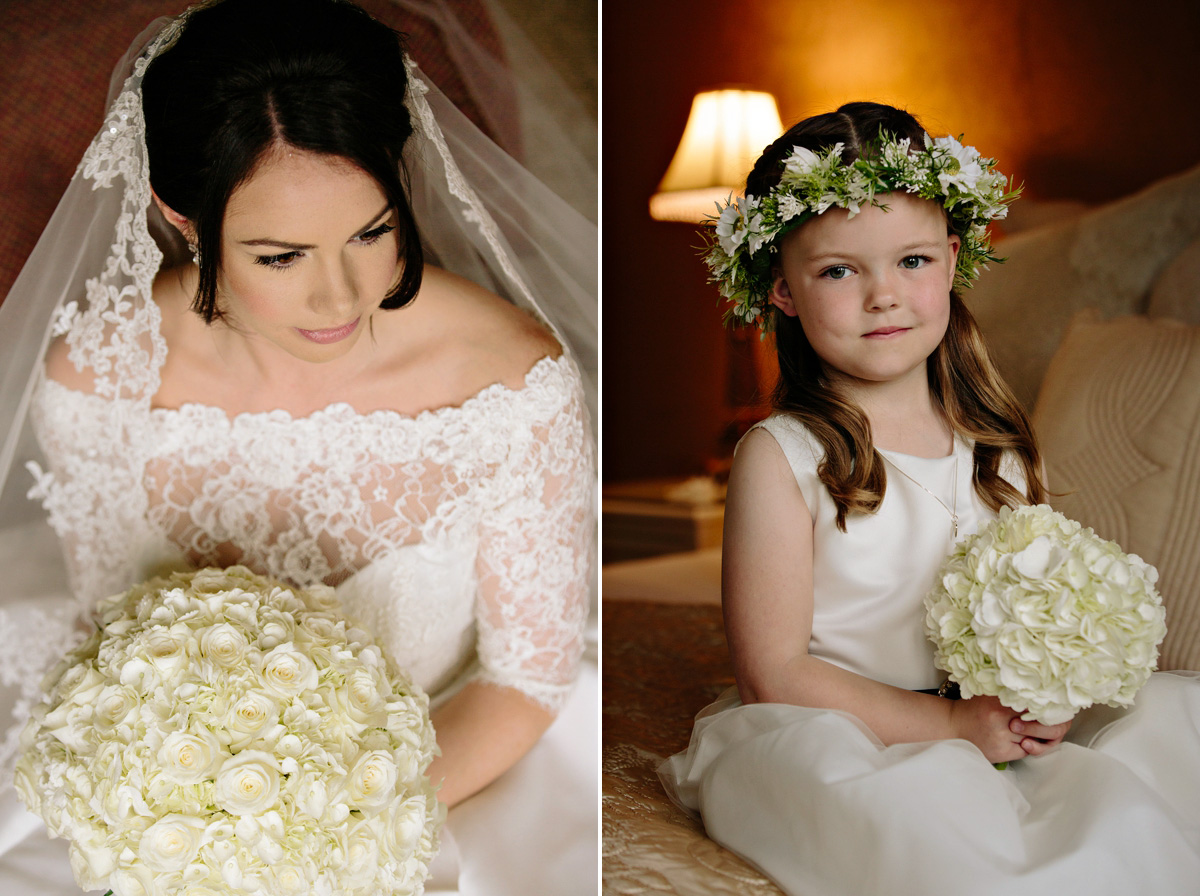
[1010,717,1071,741]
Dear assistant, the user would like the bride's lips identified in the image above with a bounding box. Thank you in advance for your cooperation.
[863,326,909,338]
[296,317,360,344]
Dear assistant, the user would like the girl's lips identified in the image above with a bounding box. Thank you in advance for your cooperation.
[863,326,909,338]
[296,317,360,344]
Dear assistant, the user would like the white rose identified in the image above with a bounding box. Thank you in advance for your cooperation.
[299,612,339,642]
[223,691,278,750]
[270,863,310,895]
[214,752,280,815]
[200,623,248,668]
[141,627,188,676]
[386,794,431,856]
[344,667,386,724]
[158,730,222,784]
[93,684,138,737]
[138,814,207,873]
[259,644,318,697]
[109,863,159,896]
[347,750,398,810]
[343,818,383,887]
[67,836,115,890]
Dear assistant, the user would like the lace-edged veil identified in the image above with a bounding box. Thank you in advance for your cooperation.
[0,1,596,785]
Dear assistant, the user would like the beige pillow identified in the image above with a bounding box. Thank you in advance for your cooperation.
[1033,311,1200,671]
[1147,236,1200,325]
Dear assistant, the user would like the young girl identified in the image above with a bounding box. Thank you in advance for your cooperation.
[660,102,1200,895]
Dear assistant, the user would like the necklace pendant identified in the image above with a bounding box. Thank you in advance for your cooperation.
[952,515,959,540]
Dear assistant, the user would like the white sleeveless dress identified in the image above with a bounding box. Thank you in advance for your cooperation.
[659,414,1200,896]
[0,354,597,896]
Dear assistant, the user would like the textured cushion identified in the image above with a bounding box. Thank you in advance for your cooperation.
[603,600,782,895]
[1033,311,1200,671]
[1147,237,1200,325]
[969,162,1200,411]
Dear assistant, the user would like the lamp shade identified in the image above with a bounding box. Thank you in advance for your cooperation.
[649,89,784,223]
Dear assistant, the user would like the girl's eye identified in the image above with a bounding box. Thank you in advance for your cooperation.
[900,255,931,270]
[821,265,851,281]
[355,222,395,245]
[253,251,301,269]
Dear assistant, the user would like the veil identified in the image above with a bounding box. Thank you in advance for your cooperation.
[0,1,596,787]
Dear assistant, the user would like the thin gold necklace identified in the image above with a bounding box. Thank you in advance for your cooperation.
[881,442,960,540]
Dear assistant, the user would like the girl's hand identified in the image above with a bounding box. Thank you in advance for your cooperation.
[1009,713,1072,757]
[948,696,1071,764]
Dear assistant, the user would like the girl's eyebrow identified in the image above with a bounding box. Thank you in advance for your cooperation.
[238,203,393,249]
[805,241,943,263]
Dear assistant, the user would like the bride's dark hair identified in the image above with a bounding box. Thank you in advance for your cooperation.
[747,101,1045,530]
[142,0,422,322]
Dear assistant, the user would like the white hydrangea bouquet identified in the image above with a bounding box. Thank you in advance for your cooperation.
[14,566,444,896]
[924,505,1167,727]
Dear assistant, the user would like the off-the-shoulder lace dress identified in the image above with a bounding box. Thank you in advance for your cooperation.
[5,352,596,896]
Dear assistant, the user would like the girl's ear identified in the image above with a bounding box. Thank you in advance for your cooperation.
[151,190,197,244]
[768,273,799,317]
[946,233,962,291]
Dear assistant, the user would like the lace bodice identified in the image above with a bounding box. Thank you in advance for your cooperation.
[27,354,594,712]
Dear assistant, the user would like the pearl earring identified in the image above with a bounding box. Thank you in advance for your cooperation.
[187,242,201,267]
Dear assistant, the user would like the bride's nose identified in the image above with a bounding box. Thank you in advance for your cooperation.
[307,261,358,317]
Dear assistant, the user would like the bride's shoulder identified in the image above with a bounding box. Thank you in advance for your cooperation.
[43,264,201,394]
[379,265,562,397]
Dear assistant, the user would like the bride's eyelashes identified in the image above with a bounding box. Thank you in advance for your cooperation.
[252,222,397,270]
[355,222,395,244]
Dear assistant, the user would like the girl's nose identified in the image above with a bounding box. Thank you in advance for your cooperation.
[864,275,900,311]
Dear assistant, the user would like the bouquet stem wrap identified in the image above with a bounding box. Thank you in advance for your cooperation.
[15,566,444,896]
[925,505,1167,726]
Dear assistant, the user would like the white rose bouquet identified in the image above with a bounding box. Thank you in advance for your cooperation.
[924,505,1167,726]
[14,566,444,896]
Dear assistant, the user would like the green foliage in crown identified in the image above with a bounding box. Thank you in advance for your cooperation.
[704,133,1020,329]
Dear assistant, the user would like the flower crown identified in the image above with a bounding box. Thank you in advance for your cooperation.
[704,133,1019,329]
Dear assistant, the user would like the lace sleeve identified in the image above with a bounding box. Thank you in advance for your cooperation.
[472,356,595,714]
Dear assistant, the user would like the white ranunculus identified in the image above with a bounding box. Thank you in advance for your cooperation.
[925,505,1166,725]
[214,751,281,816]
[138,814,207,873]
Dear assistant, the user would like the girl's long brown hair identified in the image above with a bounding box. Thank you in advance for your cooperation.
[752,102,1045,530]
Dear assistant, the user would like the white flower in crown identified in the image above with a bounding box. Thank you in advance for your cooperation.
[703,130,1019,329]
[781,144,828,180]
[744,208,770,255]
[777,192,805,222]
[931,134,987,194]
[714,199,748,256]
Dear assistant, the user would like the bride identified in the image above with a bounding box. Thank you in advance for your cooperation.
[0,1,597,894]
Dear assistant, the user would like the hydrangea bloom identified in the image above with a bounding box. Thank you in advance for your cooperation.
[924,505,1166,726]
[15,566,443,896]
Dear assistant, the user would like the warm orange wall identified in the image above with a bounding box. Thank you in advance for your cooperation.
[602,0,1200,482]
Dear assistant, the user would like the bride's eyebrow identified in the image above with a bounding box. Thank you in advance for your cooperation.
[238,203,393,250]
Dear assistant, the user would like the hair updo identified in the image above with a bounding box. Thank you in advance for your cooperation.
[142,0,423,322]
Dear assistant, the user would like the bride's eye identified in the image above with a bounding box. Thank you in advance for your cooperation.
[253,251,302,269]
[355,222,395,245]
